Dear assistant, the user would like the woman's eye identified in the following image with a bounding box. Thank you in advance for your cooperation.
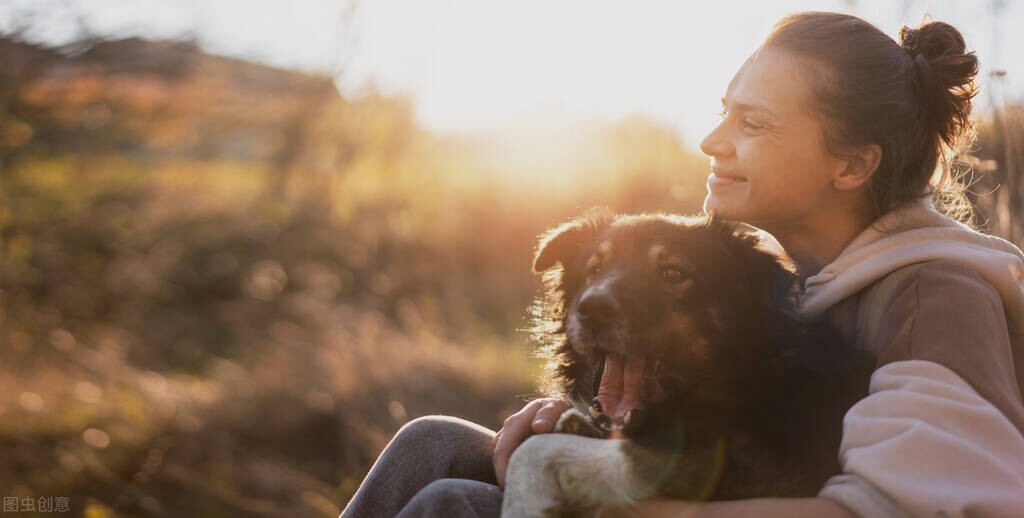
[586,265,602,278]
[741,117,764,131]
[660,266,686,284]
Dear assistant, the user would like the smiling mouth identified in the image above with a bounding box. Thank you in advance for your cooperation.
[708,172,747,185]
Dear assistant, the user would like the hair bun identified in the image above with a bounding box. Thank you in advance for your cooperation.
[900,21,966,61]
[899,21,979,149]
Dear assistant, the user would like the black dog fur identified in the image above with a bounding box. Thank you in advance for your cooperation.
[531,211,873,500]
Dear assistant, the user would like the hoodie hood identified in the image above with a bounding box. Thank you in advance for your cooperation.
[795,199,1024,338]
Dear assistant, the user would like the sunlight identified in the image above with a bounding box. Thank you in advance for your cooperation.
[335,0,1021,148]
[5,0,1019,148]
[345,0,741,146]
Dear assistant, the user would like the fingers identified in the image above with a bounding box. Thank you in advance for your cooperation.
[494,399,543,488]
[531,399,572,433]
[493,398,570,488]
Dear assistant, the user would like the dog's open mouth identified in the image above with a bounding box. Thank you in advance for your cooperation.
[592,352,646,426]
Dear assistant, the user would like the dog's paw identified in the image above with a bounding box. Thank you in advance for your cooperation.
[501,434,639,518]
[555,408,606,438]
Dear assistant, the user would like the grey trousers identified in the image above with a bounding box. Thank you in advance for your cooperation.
[340,416,504,518]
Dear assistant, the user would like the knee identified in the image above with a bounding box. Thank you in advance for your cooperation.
[393,416,460,445]
[394,415,493,446]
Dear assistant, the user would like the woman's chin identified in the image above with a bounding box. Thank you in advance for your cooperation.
[702,195,743,221]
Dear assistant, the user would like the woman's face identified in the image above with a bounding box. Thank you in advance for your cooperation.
[700,48,848,230]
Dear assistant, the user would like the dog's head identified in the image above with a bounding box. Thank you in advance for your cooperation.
[532,211,797,438]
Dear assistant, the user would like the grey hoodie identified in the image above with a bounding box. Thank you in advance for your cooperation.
[786,199,1024,517]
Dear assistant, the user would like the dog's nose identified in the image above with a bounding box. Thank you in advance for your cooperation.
[576,291,621,328]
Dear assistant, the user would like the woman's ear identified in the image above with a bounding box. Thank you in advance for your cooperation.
[833,143,881,191]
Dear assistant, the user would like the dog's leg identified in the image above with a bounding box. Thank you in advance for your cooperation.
[501,434,646,518]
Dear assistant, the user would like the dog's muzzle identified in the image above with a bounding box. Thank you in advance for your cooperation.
[576,289,622,331]
[571,282,650,430]
[572,285,631,356]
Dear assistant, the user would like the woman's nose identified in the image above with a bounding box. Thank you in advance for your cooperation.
[699,121,733,158]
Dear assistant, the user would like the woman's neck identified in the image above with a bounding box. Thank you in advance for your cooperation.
[776,231,855,280]
[761,201,876,282]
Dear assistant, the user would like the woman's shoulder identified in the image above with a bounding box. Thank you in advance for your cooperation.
[854,259,1002,346]
[875,258,999,303]
[866,258,1006,352]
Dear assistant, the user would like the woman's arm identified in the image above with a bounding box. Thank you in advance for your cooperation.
[636,498,856,517]
[636,359,1024,518]
[822,360,1024,516]
[821,262,1024,516]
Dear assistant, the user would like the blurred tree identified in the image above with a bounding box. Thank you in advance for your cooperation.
[0,32,711,517]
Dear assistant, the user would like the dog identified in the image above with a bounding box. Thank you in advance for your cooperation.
[501,211,872,517]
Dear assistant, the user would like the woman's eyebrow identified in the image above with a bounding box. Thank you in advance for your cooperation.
[720,97,778,119]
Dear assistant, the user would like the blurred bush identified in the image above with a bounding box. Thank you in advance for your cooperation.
[0,36,709,516]
[970,101,1024,241]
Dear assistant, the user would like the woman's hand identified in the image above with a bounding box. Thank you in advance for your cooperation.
[492,398,572,488]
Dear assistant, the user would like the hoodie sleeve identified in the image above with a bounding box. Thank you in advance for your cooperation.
[819,261,1024,517]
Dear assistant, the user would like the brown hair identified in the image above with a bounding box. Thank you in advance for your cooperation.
[762,12,979,222]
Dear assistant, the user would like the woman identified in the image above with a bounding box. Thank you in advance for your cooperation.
[342,12,1024,517]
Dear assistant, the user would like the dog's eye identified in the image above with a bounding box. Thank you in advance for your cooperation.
[660,266,687,284]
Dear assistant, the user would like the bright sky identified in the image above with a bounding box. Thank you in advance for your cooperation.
[2,0,1021,149]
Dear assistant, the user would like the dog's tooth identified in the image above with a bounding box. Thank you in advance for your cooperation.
[588,406,602,419]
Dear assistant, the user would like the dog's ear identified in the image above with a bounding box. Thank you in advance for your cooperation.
[533,208,615,273]
[533,224,585,273]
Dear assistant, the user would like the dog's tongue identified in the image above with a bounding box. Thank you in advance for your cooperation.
[594,353,645,420]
